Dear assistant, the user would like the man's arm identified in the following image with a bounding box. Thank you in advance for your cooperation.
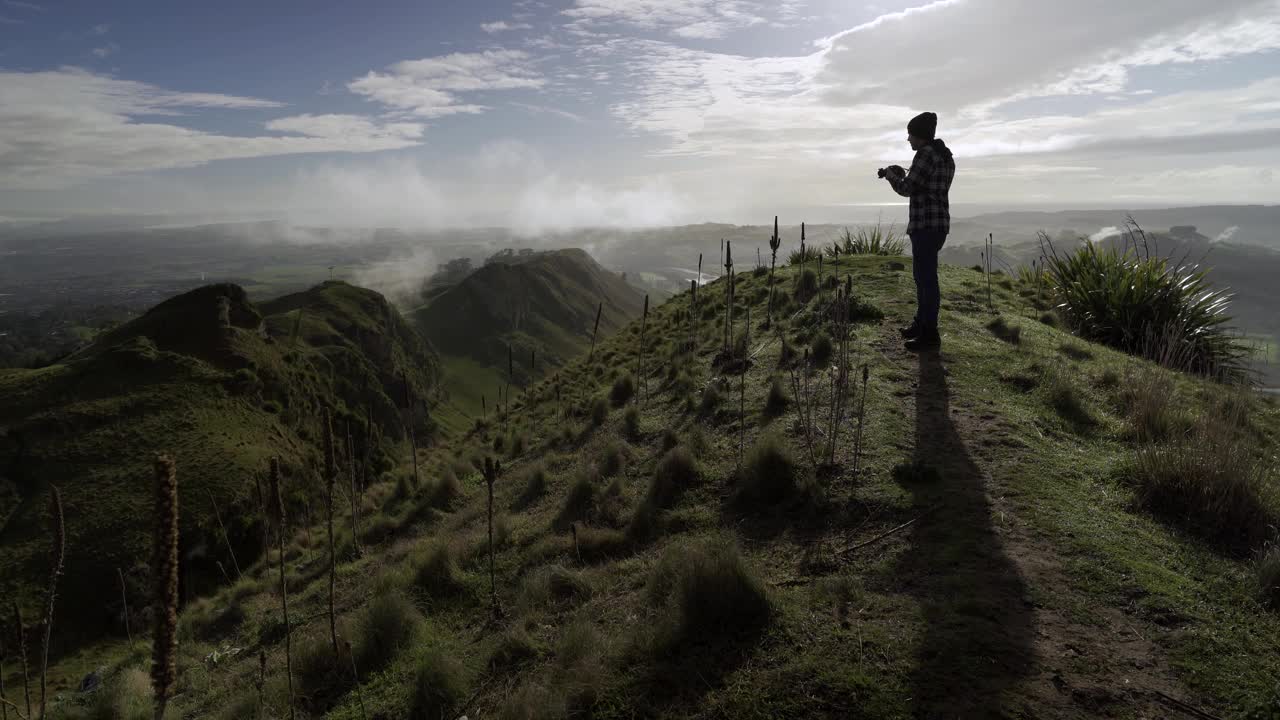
[886,149,934,197]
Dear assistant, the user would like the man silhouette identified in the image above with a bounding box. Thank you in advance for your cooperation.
[881,111,956,351]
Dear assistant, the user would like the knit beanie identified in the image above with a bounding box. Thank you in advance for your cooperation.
[907,112,937,140]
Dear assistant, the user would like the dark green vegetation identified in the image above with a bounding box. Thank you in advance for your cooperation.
[0,280,439,645]
[411,249,645,432]
[6,246,1280,719]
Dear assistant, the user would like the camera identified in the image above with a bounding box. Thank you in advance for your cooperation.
[877,168,887,179]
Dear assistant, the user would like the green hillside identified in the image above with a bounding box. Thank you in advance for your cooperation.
[413,249,645,432]
[0,280,440,646]
[12,254,1280,719]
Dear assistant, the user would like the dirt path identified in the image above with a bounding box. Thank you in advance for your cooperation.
[872,328,1196,720]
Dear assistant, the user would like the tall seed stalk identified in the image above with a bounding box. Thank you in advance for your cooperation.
[269,458,296,720]
[634,295,649,405]
[589,301,603,362]
[852,365,870,480]
[403,372,420,490]
[150,458,178,720]
[118,567,133,649]
[723,241,734,355]
[788,349,819,467]
[483,458,502,613]
[208,490,242,580]
[362,404,373,494]
[38,486,64,720]
[688,279,697,352]
[346,422,361,557]
[766,216,780,325]
[323,410,338,655]
[11,603,30,720]
[825,289,853,465]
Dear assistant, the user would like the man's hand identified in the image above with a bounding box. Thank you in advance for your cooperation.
[885,164,906,179]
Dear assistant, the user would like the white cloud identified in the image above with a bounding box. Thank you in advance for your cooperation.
[91,23,109,35]
[481,20,533,33]
[91,42,119,58]
[348,49,545,118]
[0,68,424,189]
[5,1,43,10]
[563,0,768,39]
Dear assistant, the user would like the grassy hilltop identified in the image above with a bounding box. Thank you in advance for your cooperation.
[413,248,645,434]
[7,250,1280,719]
[0,280,439,646]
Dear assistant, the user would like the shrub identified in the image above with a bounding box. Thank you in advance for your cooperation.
[1132,418,1277,551]
[554,471,598,531]
[356,592,423,675]
[1257,542,1280,609]
[752,265,769,278]
[1042,238,1245,378]
[610,375,635,407]
[649,541,772,651]
[737,435,804,506]
[971,264,985,272]
[764,376,789,417]
[987,317,1022,345]
[846,295,885,324]
[810,333,834,367]
[413,542,466,599]
[408,646,469,720]
[623,405,641,440]
[589,396,609,427]
[831,224,905,256]
[293,631,351,712]
[788,245,823,266]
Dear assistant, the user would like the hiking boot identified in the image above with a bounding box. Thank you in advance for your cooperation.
[904,329,941,352]
[899,321,921,339]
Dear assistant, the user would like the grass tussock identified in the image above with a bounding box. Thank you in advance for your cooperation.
[610,374,635,407]
[699,380,724,416]
[660,427,680,452]
[487,622,541,671]
[1119,370,1188,442]
[987,316,1023,345]
[1044,368,1094,427]
[1257,543,1280,609]
[408,645,469,720]
[356,591,423,676]
[623,405,641,440]
[518,564,593,613]
[82,666,152,720]
[737,435,806,507]
[1132,417,1278,552]
[589,396,609,427]
[514,463,548,510]
[810,333,834,367]
[644,447,700,511]
[647,540,772,652]
[426,467,462,509]
[597,440,627,478]
[554,470,599,531]
[412,541,467,599]
[763,376,789,418]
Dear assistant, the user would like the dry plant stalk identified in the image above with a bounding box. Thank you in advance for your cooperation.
[403,372,420,490]
[151,457,178,720]
[346,422,361,557]
[255,651,266,720]
[852,365,871,480]
[1,623,7,720]
[208,490,242,580]
[483,457,502,611]
[39,486,64,720]
[766,217,781,325]
[825,289,854,465]
[342,639,369,720]
[11,602,30,720]
[323,410,338,656]
[589,301,603,362]
[635,295,649,405]
[269,458,296,720]
[788,348,819,467]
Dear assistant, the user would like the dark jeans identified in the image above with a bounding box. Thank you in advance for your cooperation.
[910,229,947,330]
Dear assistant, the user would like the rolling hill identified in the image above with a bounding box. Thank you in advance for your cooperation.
[413,248,646,431]
[0,280,440,646]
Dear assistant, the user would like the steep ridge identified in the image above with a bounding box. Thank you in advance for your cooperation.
[0,280,439,645]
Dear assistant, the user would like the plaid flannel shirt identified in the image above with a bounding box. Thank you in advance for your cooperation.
[888,144,955,236]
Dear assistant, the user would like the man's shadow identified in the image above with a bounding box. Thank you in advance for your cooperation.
[891,350,1036,718]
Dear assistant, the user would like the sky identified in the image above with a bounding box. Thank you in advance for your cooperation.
[1,0,1279,229]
